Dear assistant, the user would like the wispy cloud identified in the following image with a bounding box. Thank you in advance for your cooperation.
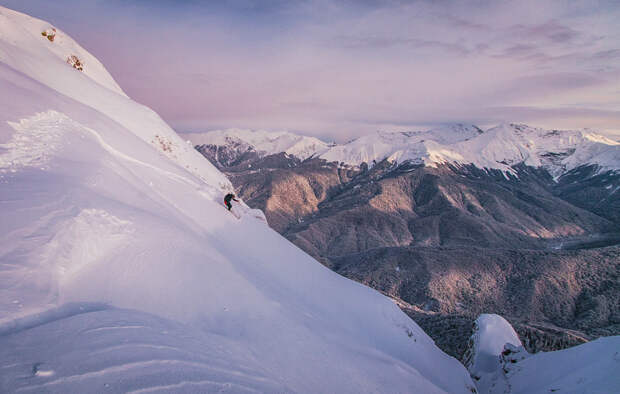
[2,0,620,139]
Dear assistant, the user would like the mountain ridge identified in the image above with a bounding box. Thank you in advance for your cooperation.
[187,123,620,178]
[194,124,620,361]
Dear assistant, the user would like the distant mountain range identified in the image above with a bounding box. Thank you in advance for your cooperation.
[186,123,620,176]
[190,125,620,359]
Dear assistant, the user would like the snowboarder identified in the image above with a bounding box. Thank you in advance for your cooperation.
[224,193,239,211]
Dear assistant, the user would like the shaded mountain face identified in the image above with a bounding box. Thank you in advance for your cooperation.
[194,130,620,360]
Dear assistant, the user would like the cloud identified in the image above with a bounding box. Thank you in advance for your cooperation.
[330,35,471,55]
[508,20,582,44]
[2,0,619,140]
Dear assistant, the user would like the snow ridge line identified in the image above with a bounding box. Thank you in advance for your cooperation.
[75,113,233,213]
[77,119,203,190]
[126,379,261,394]
[0,302,109,336]
[16,359,276,393]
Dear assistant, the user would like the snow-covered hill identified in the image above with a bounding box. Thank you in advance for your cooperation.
[464,314,620,394]
[188,123,620,177]
[0,6,476,393]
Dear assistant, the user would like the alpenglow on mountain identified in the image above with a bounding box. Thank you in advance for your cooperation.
[185,123,620,177]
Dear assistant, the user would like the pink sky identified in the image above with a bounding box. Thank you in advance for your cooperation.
[4,0,620,141]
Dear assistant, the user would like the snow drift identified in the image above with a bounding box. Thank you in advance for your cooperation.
[0,6,475,393]
[464,314,620,394]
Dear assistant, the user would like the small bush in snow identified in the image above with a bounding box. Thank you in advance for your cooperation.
[66,55,84,71]
[41,28,56,42]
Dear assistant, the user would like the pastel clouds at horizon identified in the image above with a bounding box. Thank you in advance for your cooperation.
[3,0,619,141]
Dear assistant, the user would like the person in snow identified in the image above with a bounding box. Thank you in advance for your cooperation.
[224,193,239,211]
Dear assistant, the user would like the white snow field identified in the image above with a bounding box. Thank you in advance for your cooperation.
[465,314,620,394]
[0,6,476,394]
[187,123,620,177]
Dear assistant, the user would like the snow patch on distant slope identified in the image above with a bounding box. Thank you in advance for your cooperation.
[193,123,620,177]
[323,123,620,175]
[453,123,620,177]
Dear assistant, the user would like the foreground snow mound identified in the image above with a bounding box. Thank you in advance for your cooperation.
[0,6,474,393]
[0,305,290,393]
[503,336,620,394]
[464,314,620,394]
[464,314,522,378]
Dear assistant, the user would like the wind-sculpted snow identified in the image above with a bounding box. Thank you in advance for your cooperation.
[464,314,620,394]
[0,6,475,393]
[0,111,69,172]
[501,336,620,394]
[0,306,290,393]
[463,314,523,392]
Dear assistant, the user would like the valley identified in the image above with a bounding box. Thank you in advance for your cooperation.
[192,127,620,359]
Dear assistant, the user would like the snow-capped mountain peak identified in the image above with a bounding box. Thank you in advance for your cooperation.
[185,128,331,160]
[190,123,620,177]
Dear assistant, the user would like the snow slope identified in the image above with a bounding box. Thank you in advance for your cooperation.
[0,6,474,393]
[189,123,620,177]
[464,314,620,394]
